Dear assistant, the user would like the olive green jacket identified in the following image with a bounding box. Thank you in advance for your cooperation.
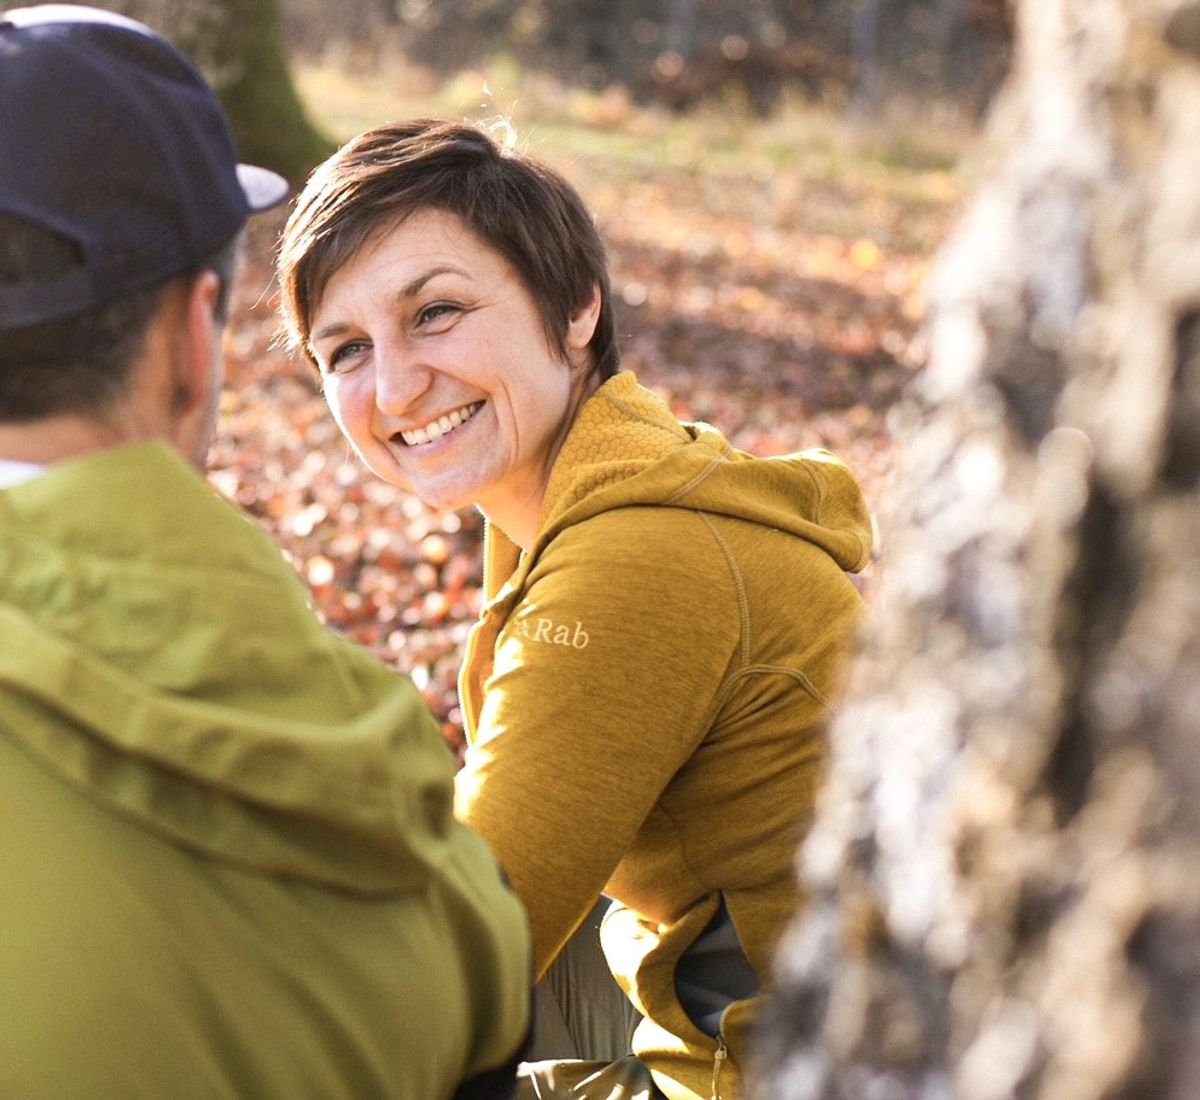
[0,443,530,1100]
[456,373,871,1099]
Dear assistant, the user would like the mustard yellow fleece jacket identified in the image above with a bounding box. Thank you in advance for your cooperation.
[455,372,871,1100]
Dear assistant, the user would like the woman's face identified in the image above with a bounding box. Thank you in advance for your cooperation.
[308,208,600,543]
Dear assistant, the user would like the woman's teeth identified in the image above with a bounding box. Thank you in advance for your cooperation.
[399,401,483,446]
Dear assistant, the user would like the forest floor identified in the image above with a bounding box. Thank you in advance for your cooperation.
[210,62,974,752]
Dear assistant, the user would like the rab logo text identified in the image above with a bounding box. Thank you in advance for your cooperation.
[513,617,590,649]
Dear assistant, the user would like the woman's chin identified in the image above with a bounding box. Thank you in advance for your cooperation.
[392,476,480,515]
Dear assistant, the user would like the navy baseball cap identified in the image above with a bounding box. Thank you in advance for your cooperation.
[0,4,289,327]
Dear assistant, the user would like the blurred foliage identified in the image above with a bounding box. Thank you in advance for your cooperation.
[84,0,1009,179]
[283,0,1013,119]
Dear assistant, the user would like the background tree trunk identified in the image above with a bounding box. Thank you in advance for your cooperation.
[755,1,1200,1097]
[93,0,333,181]
[850,0,883,118]
[209,0,334,182]
[667,0,699,59]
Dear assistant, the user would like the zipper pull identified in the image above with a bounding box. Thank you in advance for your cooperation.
[711,1035,728,1100]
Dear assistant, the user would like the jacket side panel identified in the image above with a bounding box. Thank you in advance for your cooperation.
[618,513,866,1099]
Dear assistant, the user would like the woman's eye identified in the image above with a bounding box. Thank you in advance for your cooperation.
[325,340,368,372]
[416,302,459,328]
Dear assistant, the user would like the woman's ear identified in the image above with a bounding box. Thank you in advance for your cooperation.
[566,282,602,352]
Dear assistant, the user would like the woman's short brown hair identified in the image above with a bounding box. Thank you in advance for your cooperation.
[277,119,619,380]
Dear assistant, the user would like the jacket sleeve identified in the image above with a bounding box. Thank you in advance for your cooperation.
[454,507,742,978]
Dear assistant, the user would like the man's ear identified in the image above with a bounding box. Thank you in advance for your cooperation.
[163,269,225,469]
[566,282,602,353]
[170,270,223,417]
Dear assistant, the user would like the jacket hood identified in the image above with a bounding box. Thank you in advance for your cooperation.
[483,372,872,599]
[0,442,456,895]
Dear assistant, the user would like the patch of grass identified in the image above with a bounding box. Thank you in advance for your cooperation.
[293,52,970,254]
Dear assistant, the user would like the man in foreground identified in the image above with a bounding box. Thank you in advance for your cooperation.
[0,7,530,1097]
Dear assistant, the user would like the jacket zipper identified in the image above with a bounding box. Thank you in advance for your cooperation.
[710,1034,728,1100]
[711,1001,736,1100]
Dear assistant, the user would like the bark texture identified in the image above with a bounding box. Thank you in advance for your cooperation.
[754,2,1200,1098]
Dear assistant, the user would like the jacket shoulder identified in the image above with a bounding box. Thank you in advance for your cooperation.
[541,503,731,567]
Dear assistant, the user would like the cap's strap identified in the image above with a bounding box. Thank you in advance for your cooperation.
[0,268,93,328]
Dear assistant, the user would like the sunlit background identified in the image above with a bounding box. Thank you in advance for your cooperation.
[96,0,1013,752]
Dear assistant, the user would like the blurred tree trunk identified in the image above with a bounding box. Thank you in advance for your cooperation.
[210,0,334,182]
[567,0,621,87]
[94,0,333,182]
[755,1,1200,1098]
[667,0,699,59]
[849,0,883,116]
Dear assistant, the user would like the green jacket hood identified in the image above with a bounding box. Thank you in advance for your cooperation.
[0,443,457,896]
[484,372,872,599]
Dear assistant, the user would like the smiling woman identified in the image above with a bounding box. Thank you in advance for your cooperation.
[307,206,601,548]
[277,119,873,1100]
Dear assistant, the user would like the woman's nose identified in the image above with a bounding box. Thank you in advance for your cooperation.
[373,344,433,415]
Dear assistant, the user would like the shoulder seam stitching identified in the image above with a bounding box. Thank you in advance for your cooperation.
[698,513,750,668]
[797,459,826,524]
[727,663,830,707]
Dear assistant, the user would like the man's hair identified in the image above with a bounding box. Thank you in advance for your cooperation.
[0,212,238,422]
[277,119,620,381]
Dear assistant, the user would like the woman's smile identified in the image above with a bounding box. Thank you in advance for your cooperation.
[394,400,485,448]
